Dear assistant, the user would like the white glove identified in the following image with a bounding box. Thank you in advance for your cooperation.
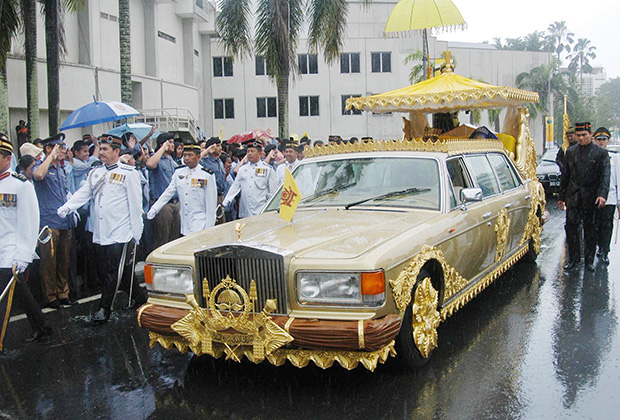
[57,205,70,218]
[133,237,140,246]
[12,261,29,273]
[146,209,156,220]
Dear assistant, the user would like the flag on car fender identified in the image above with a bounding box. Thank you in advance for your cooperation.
[279,168,301,222]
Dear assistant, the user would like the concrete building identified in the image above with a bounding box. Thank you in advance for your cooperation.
[6,0,551,151]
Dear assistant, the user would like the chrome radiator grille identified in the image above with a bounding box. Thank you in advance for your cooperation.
[195,245,287,315]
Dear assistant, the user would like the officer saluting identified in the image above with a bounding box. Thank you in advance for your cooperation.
[58,134,146,324]
[147,142,218,235]
[222,141,278,218]
[0,134,50,347]
[558,122,611,271]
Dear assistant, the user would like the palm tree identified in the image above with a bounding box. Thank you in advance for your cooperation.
[0,0,20,135]
[404,50,425,84]
[21,0,40,139]
[217,0,369,139]
[516,61,566,120]
[43,0,82,135]
[568,38,597,86]
[119,0,131,105]
[545,21,574,69]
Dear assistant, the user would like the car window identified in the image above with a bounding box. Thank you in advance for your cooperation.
[446,157,471,207]
[488,153,521,191]
[463,155,501,198]
[265,157,441,211]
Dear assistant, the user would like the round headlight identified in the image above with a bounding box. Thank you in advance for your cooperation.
[299,277,320,298]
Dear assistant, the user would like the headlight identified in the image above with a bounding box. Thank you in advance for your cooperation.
[296,271,385,306]
[144,264,194,295]
[537,174,546,180]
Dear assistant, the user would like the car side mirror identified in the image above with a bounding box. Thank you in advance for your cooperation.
[461,187,483,203]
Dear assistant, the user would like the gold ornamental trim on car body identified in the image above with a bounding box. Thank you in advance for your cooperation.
[494,209,511,263]
[519,180,546,253]
[411,277,441,358]
[170,276,294,363]
[304,137,505,159]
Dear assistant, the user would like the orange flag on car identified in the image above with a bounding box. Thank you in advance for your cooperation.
[279,168,301,222]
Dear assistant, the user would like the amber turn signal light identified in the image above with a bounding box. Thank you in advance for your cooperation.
[361,271,385,295]
[144,264,153,284]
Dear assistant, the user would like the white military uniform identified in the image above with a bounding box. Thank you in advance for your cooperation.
[276,159,299,183]
[0,170,39,269]
[223,160,278,218]
[148,165,217,235]
[59,162,143,245]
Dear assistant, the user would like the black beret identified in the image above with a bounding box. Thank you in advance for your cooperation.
[205,137,221,148]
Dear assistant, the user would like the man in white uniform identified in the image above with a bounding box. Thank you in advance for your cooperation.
[147,142,217,235]
[276,140,300,183]
[222,141,278,218]
[58,134,145,324]
[0,134,50,346]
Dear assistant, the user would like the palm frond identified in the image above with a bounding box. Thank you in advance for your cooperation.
[216,0,252,58]
[0,0,21,66]
[307,0,349,64]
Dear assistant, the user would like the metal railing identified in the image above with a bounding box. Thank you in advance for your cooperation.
[135,108,199,140]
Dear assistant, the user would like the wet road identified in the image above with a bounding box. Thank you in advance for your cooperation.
[1,197,619,419]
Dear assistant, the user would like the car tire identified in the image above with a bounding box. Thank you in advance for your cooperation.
[396,269,441,370]
[523,237,539,262]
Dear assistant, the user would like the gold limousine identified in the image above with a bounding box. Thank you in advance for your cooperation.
[137,65,546,371]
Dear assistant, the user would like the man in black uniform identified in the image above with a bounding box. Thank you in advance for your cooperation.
[555,126,576,173]
[558,122,610,271]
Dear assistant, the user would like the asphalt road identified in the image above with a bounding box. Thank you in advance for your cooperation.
[1,196,619,420]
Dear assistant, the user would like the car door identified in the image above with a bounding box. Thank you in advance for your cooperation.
[487,153,529,254]
[436,156,496,281]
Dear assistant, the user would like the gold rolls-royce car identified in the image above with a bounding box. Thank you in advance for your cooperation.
[138,136,546,371]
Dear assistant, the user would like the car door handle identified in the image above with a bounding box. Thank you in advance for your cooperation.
[483,212,493,218]
[504,203,513,209]
[525,195,531,200]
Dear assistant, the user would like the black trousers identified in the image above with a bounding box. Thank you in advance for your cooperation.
[595,205,615,255]
[0,268,47,335]
[92,242,145,311]
[566,205,597,264]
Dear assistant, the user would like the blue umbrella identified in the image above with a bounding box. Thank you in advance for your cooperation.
[109,123,161,142]
[60,99,139,131]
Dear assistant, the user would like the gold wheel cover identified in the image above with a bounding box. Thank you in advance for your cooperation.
[411,277,441,358]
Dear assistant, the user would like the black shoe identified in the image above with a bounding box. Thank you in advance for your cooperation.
[23,327,52,343]
[47,300,61,309]
[92,308,110,325]
[600,254,610,265]
[564,261,578,271]
[59,298,78,307]
[585,262,595,272]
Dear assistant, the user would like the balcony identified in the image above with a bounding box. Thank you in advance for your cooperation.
[175,0,215,23]
[135,108,200,141]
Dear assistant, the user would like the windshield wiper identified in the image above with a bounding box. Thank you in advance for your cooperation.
[344,187,431,210]
[300,182,357,204]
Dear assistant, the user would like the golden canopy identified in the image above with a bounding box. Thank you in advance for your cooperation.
[346,71,539,114]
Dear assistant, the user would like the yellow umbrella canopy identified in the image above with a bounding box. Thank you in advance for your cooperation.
[346,71,539,114]
[384,0,466,35]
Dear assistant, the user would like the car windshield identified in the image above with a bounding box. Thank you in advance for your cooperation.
[265,156,441,211]
[540,149,558,162]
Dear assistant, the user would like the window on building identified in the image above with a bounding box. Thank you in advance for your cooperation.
[341,95,362,115]
[299,96,319,116]
[371,52,391,73]
[157,31,176,43]
[213,56,233,77]
[214,99,235,119]
[298,54,318,74]
[255,56,268,76]
[257,97,277,118]
[340,53,360,74]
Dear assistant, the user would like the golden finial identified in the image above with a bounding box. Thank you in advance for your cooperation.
[235,222,246,242]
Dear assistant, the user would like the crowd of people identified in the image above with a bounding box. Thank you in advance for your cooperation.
[557,122,619,271]
[0,125,315,348]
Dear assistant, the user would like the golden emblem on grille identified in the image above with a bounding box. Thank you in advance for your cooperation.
[171,276,293,363]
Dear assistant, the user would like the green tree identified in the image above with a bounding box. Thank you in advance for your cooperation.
[119,0,131,105]
[403,50,425,84]
[594,77,620,130]
[0,0,20,136]
[516,60,567,127]
[217,0,369,139]
[545,21,574,68]
[568,38,597,85]
[21,0,40,139]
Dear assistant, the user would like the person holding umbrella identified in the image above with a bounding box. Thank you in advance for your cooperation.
[57,134,146,324]
[0,134,50,349]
